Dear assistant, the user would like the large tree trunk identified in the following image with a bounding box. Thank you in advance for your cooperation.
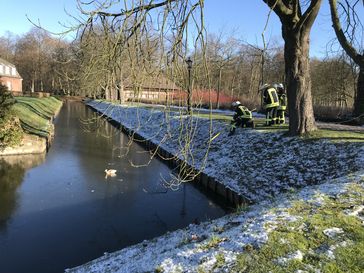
[119,70,125,103]
[31,78,35,93]
[283,29,317,135]
[264,0,322,135]
[118,82,125,103]
[104,85,110,100]
[353,67,364,117]
[328,0,364,119]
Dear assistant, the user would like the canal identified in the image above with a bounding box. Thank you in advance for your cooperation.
[0,102,227,273]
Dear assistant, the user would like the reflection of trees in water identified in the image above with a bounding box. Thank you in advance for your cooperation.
[72,103,172,198]
[0,154,45,230]
[1,154,45,169]
[0,159,24,230]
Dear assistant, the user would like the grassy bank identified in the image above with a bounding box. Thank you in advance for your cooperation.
[12,96,62,138]
[234,183,364,273]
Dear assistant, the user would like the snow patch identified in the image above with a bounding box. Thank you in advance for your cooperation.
[276,250,304,266]
[323,228,344,239]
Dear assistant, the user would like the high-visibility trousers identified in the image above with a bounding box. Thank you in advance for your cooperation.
[277,109,285,124]
[266,107,278,125]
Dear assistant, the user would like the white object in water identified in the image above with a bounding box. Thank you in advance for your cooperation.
[105,169,117,177]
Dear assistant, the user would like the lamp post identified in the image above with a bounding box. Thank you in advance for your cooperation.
[186,57,193,114]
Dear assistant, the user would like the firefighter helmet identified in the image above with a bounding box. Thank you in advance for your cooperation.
[259,83,270,91]
[232,101,241,107]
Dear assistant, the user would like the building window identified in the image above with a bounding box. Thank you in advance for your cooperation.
[7,81,12,91]
[0,65,3,74]
[5,66,10,75]
[11,67,16,76]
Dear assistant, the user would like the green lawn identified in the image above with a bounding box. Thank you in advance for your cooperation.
[197,112,363,142]
[303,129,364,142]
[195,112,233,121]
[15,96,62,119]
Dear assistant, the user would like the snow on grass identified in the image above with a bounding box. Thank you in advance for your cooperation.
[85,101,364,202]
[67,101,364,272]
[323,227,344,239]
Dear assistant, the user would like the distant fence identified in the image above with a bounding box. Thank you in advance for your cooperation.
[11,91,24,97]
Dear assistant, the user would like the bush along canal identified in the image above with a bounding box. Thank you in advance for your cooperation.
[0,101,228,273]
[0,96,63,155]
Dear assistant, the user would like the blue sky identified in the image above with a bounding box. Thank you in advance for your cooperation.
[0,0,78,38]
[0,0,334,57]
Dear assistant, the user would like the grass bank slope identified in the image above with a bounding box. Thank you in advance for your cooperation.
[12,96,62,137]
[0,96,62,155]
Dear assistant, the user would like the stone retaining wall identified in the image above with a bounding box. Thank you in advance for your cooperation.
[0,134,47,155]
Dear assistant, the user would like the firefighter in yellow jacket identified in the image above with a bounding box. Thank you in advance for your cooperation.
[229,101,254,136]
[260,84,279,125]
[275,83,287,124]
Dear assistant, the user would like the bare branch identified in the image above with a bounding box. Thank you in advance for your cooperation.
[329,0,363,65]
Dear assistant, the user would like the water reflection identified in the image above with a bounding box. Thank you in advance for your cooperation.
[0,154,45,230]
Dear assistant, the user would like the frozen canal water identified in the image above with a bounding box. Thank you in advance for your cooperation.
[0,102,227,273]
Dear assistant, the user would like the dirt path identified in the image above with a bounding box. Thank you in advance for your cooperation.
[316,122,364,133]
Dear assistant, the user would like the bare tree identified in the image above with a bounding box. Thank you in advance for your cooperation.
[70,0,210,187]
[204,33,238,108]
[329,0,364,119]
[13,28,66,93]
[52,41,81,96]
[0,32,17,61]
[264,0,322,135]
[72,0,324,136]
[311,55,356,108]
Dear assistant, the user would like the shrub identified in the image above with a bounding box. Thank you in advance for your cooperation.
[0,84,15,117]
[0,84,23,148]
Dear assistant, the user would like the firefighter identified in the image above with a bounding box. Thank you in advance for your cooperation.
[260,84,279,125]
[229,101,254,136]
[276,83,287,124]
